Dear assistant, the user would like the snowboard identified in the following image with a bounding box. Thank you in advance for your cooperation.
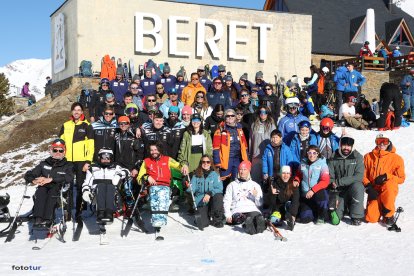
[129,59,136,79]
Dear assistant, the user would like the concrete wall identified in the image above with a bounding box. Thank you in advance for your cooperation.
[51,0,312,83]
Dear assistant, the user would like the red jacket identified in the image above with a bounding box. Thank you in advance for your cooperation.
[138,155,181,186]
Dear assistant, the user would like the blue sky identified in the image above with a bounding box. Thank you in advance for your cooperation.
[0,0,264,67]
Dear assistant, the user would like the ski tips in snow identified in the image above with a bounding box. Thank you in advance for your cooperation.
[267,220,288,242]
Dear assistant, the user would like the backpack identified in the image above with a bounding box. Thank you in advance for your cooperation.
[78,89,93,108]
[145,59,162,78]
[79,60,93,77]
[384,111,395,130]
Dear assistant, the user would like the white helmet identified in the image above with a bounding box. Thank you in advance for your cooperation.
[322,67,329,74]
[285,97,300,106]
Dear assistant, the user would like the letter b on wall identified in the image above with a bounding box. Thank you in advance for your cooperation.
[135,12,163,54]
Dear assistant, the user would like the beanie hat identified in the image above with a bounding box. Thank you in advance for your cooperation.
[224,75,233,82]
[181,105,193,115]
[177,70,184,77]
[168,105,180,114]
[218,64,226,72]
[238,160,252,171]
[163,63,171,73]
[255,71,264,79]
[240,73,248,81]
[116,67,124,75]
[197,65,205,71]
[132,74,141,83]
[280,165,291,174]
[118,116,130,123]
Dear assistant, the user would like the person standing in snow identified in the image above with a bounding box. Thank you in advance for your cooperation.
[363,134,405,225]
[327,135,365,226]
[223,161,266,235]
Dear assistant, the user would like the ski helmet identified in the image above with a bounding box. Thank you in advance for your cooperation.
[320,118,334,131]
[285,97,300,107]
[100,78,110,86]
[98,148,114,165]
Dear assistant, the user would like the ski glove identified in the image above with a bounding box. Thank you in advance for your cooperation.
[82,190,93,204]
[112,174,122,186]
[365,185,378,201]
[374,174,387,185]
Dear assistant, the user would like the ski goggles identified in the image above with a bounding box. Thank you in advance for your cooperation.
[340,137,355,146]
[125,107,138,115]
[375,137,390,146]
[287,103,299,109]
[322,126,332,132]
[99,153,112,160]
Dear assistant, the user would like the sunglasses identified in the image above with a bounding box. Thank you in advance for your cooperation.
[226,114,236,118]
[196,96,204,99]
[169,92,177,95]
[241,94,249,97]
[52,149,64,153]
[214,82,222,85]
[265,88,272,90]
[130,87,139,89]
[119,122,130,126]
[375,137,390,146]
[260,110,267,115]
[125,108,138,115]
[307,151,318,156]
[147,99,156,102]
[322,126,331,132]
[201,160,211,164]
[104,112,114,116]
[236,112,244,116]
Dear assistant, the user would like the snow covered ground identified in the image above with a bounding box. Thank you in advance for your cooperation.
[0,59,51,100]
[1,126,413,275]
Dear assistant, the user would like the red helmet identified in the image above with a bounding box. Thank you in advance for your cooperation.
[320,118,334,130]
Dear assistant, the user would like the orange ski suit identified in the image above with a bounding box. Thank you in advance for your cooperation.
[363,145,405,222]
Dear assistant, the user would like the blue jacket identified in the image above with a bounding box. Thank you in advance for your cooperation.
[282,132,318,172]
[344,70,366,93]
[297,157,330,195]
[400,75,414,96]
[189,170,223,207]
[299,96,315,118]
[140,77,157,96]
[110,79,129,103]
[320,104,334,119]
[333,66,347,91]
[175,80,188,98]
[200,76,212,92]
[207,90,232,109]
[159,99,184,119]
[158,75,177,93]
[262,143,291,177]
[277,113,309,138]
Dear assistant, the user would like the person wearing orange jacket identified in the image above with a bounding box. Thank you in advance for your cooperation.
[363,134,405,225]
[181,72,206,106]
[213,109,248,189]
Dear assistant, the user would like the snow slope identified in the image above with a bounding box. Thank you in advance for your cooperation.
[0,59,51,100]
[0,126,413,275]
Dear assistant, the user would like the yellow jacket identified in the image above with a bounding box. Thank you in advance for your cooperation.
[181,83,206,106]
[59,116,94,162]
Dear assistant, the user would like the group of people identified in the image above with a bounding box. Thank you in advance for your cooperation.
[24,61,406,240]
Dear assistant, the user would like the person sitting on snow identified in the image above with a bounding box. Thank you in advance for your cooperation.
[82,148,129,224]
[223,161,266,235]
[363,134,405,226]
[24,139,74,229]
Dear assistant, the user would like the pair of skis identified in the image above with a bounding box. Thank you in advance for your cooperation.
[122,183,148,238]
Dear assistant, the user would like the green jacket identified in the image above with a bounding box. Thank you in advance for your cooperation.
[178,130,212,172]
[327,149,364,187]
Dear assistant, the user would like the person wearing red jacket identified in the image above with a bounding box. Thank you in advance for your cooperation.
[363,134,405,225]
[137,142,189,235]
[293,145,330,224]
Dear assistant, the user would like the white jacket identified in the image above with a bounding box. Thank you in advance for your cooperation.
[82,164,129,193]
[223,178,263,219]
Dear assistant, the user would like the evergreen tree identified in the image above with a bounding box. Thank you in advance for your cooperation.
[0,73,14,116]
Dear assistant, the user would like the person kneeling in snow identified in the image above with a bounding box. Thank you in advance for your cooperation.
[223,161,266,235]
[137,142,189,232]
[363,134,405,225]
[82,148,129,223]
[24,139,74,228]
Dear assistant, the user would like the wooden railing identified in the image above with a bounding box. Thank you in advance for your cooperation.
[334,54,414,72]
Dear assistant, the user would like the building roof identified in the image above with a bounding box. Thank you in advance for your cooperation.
[264,0,414,56]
